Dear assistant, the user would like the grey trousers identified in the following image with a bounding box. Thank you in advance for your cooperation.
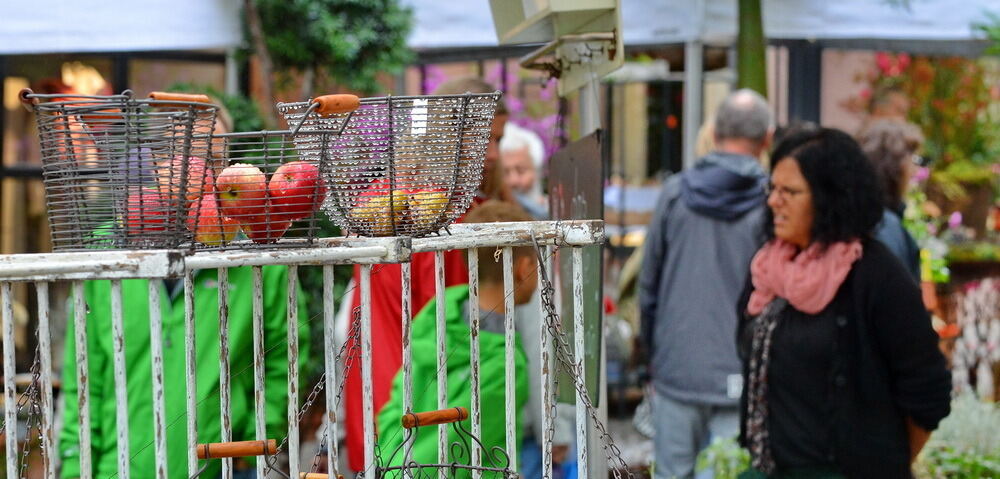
[652,389,740,479]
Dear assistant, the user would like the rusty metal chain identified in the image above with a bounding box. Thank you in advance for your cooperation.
[533,240,634,479]
[0,340,45,479]
[265,307,362,476]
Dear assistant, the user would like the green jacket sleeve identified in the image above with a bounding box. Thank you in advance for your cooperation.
[59,281,111,479]
[261,266,311,440]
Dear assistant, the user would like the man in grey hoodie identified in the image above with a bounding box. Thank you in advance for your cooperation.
[639,89,772,479]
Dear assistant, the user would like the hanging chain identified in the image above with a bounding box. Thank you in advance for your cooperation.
[0,339,45,479]
[265,307,362,475]
[533,240,634,479]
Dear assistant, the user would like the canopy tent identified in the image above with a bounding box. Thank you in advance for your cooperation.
[0,0,242,55]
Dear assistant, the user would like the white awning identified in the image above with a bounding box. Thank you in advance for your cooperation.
[0,0,242,55]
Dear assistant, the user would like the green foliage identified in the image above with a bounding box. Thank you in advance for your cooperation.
[255,0,414,93]
[915,394,1000,478]
[166,82,264,133]
[696,437,751,479]
[974,12,1000,56]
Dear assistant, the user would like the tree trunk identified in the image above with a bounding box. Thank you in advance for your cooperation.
[737,0,768,97]
[302,65,315,100]
[243,0,280,127]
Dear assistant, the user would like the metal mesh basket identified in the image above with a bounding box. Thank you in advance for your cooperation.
[204,129,333,250]
[278,92,502,237]
[20,89,219,251]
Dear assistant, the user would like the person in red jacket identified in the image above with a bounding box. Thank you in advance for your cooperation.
[342,77,510,473]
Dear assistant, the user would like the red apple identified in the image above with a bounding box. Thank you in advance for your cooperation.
[186,194,239,246]
[242,217,291,244]
[268,161,326,221]
[125,188,170,234]
[157,156,214,202]
[216,163,267,223]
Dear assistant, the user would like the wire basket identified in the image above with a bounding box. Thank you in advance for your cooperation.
[204,130,330,249]
[20,89,219,251]
[278,92,502,237]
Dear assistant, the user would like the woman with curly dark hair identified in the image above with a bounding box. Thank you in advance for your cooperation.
[736,128,951,479]
[857,119,924,280]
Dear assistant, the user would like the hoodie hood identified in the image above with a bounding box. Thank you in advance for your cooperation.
[681,151,767,220]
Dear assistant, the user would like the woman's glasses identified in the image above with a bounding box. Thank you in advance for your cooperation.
[765,183,807,201]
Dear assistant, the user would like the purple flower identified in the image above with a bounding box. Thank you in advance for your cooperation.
[948,211,963,229]
[911,166,930,184]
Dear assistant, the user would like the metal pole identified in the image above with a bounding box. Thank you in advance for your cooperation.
[2,282,18,479]
[36,282,56,479]
[287,265,301,479]
[71,281,92,479]
[540,245,554,479]
[110,280,130,479]
[434,251,447,479]
[502,247,517,472]
[184,271,199,478]
[360,264,376,475]
[401,262,415,474]
[218,267,232,479]
[252,266,267,479]
[323,265,339,477]
[467,250,482,479]
[683,0,706,170]
[572,248,588,479]
[149,281,168,479]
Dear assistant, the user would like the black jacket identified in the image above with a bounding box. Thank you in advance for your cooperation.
[737,239,951,478]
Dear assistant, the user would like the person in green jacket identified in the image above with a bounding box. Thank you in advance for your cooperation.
[59,265,309,479]
[376,201,536,479]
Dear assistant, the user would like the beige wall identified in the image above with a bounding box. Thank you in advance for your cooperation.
[821,49,874,134]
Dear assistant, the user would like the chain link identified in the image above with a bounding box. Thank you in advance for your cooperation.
[534,243,634,479]
[265,307,362,476]
[0,338,46,479]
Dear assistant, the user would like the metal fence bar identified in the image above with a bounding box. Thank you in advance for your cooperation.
[360,264,375,475]
[287,265,301,479]
[36,282,56,479]
[71,280,92,479]
[434,251,447,478]
[501,247,517,472]
[252,266,267,479]
[218,267,232,479]
[110,280,130,479]
[467,250,481,479]
[540,245,554,479]
[401,261,414,474]
[572,247,588,479]
[184,271,199,478]
[148,280,168,479]
[322,264,338,477]
[2,282,17,479]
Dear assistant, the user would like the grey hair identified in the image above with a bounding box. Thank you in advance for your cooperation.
[713,89,772,143]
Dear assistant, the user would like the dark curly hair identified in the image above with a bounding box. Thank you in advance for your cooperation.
[766,128,884,245]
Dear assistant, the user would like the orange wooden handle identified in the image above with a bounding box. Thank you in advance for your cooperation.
[148,92,213,104]
[299,474,343,479]
[401,407,468,429]
[313,94,360,115]
[196,439,276,459]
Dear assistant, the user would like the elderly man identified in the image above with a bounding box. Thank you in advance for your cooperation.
[639,89,772,479]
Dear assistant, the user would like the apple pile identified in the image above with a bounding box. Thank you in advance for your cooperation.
[349,186,450,236]
[124,157,325,246]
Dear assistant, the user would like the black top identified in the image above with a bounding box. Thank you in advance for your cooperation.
[737,239,951,479]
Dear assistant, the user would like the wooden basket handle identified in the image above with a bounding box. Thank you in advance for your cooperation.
[312,94,360,115]
[196,439,276,459]
[148,92,213,104]
[401,407,468,429]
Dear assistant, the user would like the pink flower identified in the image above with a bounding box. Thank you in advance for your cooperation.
[875,52,893,74]
[859,88,872,99]
[897,53,911,71]
[948,211,963,229]
[911,166,930,184]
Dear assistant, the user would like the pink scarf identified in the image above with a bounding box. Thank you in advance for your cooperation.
[747,239,863,316]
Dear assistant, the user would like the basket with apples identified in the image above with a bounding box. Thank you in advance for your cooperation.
[278,91,502,237]
[20,89,220,251]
